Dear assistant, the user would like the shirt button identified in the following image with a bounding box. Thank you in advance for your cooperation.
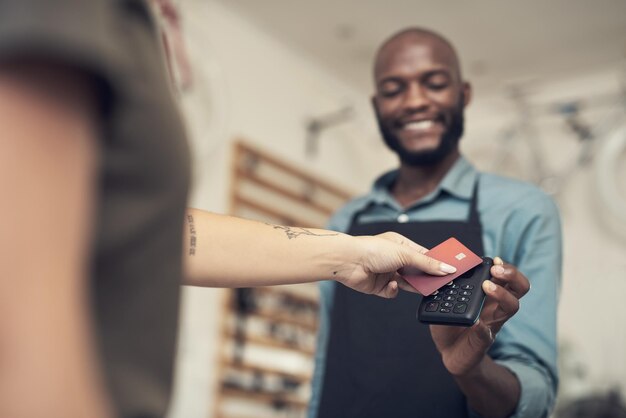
[397,213,409,223]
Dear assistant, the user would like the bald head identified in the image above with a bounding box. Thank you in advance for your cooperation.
[371,27,471,168]
[374,28,463,83]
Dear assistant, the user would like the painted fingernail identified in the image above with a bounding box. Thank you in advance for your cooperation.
[493,265,505,275]
[440,263,457,274]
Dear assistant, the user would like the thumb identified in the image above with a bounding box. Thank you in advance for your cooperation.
[400,246,457,276]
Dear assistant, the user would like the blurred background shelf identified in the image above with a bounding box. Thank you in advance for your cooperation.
[212,141,353,418]
[222,329,316,356]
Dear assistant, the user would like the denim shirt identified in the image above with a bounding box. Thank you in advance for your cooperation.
[308,156,562,418]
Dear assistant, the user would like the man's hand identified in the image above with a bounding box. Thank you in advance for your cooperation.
[337,232,457,299]
[430,257,531,376]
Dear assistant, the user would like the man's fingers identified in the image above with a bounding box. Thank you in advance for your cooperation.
[490,256,530,298]
[482,280,520,318]
[489,262,530,298]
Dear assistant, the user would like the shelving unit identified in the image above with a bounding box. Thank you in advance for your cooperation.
[212,141,353,418]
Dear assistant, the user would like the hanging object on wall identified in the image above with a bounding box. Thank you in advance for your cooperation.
[304,105,354,157]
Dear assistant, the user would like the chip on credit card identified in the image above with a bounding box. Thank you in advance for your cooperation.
[401,237,483,296]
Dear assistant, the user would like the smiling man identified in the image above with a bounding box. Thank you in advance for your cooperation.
[308,28,563,418]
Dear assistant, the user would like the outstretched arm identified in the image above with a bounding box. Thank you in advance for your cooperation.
[182,208,456,297]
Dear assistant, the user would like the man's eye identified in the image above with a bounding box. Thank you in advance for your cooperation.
[426,75,450,90]
[381,89,401,97]
[378,82,403,97]
[380,87,404,98]
[427,82,448,91]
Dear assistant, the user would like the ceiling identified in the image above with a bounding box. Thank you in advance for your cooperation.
[214,0,626,95]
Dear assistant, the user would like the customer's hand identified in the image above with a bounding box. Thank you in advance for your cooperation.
[430,257,530,376]
[336,232,457,299]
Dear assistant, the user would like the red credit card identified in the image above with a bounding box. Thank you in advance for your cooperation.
[401,237,482,296]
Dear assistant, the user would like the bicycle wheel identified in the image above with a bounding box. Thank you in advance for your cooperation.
[593,124,626,239]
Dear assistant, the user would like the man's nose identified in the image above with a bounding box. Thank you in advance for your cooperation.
[403,82,430,111]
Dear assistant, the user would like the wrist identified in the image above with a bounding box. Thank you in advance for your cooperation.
[328,234,367,284]
[454,354,489,381]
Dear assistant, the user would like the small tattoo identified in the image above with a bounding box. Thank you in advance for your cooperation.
[265,223,338,240]
[187,214,197,255]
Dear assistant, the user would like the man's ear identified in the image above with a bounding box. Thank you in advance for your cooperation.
[371,95,379,114]
[462,82,472,108]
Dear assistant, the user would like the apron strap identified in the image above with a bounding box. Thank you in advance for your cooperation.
[467,175,481,226]
[347,200,377,228]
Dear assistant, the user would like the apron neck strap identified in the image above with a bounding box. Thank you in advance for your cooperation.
[467,175,481,225]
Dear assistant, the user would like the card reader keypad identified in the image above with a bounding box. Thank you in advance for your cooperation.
[425,279,473,315]
[418,257,493,327]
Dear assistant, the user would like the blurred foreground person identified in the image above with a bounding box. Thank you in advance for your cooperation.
[0,2,455,417]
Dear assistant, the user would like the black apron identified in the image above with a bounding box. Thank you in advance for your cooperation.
[317,180,484,418]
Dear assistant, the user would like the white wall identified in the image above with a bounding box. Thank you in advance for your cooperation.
[168,1,626,416]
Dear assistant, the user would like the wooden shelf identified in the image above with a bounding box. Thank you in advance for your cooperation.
[233,195,314,227]
[221,358,312,383]
[236,168,336,216]
[254,286,319,306]
[227,305,318,332]
[214,141,353,418]
[223,328,315,356]
[220,386,308,409]
[216,414,286,418]
[234,141,353,201]
[216,414,260,418]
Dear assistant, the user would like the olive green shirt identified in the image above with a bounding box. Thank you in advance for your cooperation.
[0,1,191,416]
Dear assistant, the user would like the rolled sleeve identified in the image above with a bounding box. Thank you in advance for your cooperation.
[0,0,128,109]
[497,358,557,418]
[467,357,556,418]
[0,1,116,54]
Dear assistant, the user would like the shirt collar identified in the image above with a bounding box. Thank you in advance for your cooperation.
[367,155,478,208]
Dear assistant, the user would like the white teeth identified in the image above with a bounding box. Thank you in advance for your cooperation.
[403,120,435,131]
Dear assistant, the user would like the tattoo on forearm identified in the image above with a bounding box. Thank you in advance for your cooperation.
[187,214,197,255]
[265,223,338,240]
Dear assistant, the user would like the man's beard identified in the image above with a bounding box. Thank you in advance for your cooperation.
[376,104,465,167]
